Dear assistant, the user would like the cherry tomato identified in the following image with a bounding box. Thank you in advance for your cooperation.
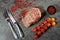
[37,26,41,31]
[52,22,56,27]
[37,31,41,36]
[32,27,37,32]
[43,20,48,24]
[40,23,44,28]
[46,17,51,23]
[51,17,55,22]
[47,23,51,28]
[34,34,38,39]
[42,26,47,30]
[40,29,45,33]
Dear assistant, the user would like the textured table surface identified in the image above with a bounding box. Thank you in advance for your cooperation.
[0,0,60,40]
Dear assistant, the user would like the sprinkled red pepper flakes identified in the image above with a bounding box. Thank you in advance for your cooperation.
[17,17,22,23]
[28,2,32,6]
[21,2,27,7]
[18,0,24,2]
[18,4,23,8]
[11,6,17,12]
[14,1,19,6]
[19,9,28,17]
[24,3,28,7]
[14,1,23,8]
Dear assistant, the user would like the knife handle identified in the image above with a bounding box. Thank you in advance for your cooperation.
[7,21,18,39]
[14,23,24,38]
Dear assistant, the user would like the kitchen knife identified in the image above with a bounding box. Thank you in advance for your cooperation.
[3,10,18,39]
[6,9,24,38]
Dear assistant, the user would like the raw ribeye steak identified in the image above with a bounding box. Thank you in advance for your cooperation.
[22,8,41,28]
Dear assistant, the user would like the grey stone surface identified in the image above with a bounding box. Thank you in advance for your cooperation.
[0,0,60,40]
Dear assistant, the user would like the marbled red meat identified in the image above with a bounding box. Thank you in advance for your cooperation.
[22,8,41,28]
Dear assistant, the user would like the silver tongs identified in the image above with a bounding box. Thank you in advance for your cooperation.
[3,9,24,39]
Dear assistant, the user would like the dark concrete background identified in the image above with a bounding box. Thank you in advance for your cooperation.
[0,0,60,40]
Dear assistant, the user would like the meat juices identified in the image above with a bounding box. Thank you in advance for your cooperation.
[22,8,41,28]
